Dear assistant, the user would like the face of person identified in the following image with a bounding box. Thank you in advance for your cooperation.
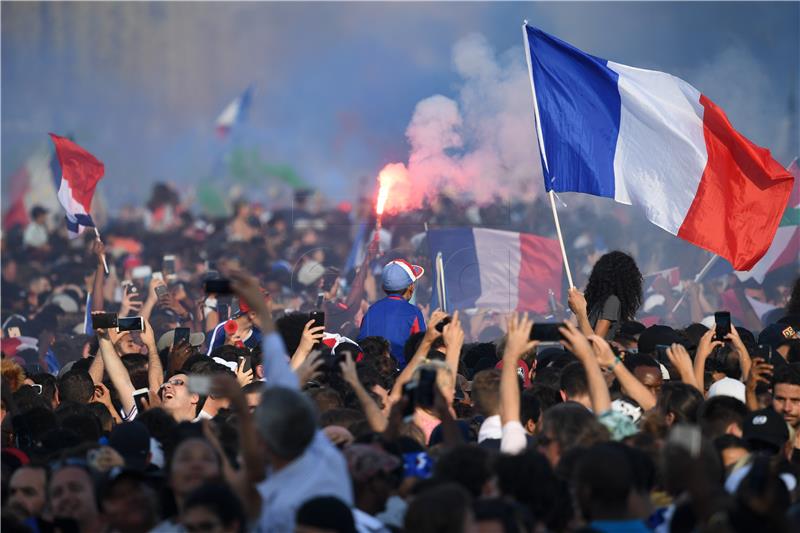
[102,478,158,532]
[537,429,560,467]
[182,506,238,533]
[116,332,142,355]
[49,466,99,525]
[773,383,800,428]
[160,374,198,420]
[634,366,664,397]
[246,392,261,413]
[169,439,221,498]
[8,467,47,518]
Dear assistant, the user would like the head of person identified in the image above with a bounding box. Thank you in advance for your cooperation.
[31,205,48,224]
[623,354,664,397]
[7,464,48,520]
[381,259,424,300]
[344,444,402,516]
[404,483,475,533]
[473,498,534,533]
[56,369,95,405]
[656,382,704,427]
[471,369,501,417]
[167,437,223,505]
[538,402,609,466]
[772,363,800,429]
[253,386,317,467]
[296,496,357,533]
[698,395,748,440]
[115,332,143,357]
[100,470,160,533]
[559,361,591,409]
[584,251,643,321]
[181,482,246,533]
[520,389,543,434]
[433,444,493,499]
[573,443,635,522]
[48,463,101,529]
[159,373,201,422]
[241,382,264,413]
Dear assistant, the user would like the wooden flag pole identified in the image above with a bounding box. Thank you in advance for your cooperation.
[93,227,109,275]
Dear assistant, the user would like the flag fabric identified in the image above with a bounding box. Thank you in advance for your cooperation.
[427,227,563,314]
[2,145,62,229]
[524,25,795,271]
[644,267,681,293]
[215,87,252,138]
[49,133,105,238]
[735,158,800,283]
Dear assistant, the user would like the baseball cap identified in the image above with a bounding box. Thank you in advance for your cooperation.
[381,259,424,292]
[156,329,205,352]
[742,408,789,454]
[109,421,151,471]
[707,377,746,404]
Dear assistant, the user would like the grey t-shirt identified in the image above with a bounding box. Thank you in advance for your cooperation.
[589,294,622,340]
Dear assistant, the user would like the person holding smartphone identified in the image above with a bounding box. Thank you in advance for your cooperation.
[568,251,644,340]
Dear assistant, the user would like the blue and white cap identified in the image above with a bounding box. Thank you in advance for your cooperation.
[382,259,424,292]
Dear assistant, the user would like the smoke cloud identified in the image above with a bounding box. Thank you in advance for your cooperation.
[378,34,543,214]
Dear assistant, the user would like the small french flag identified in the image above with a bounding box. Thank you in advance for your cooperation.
[215,86,252,138]
[524,25,794,271]
[49,133,105,238]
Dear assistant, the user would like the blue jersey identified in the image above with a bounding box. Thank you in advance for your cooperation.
[358,295,425,367]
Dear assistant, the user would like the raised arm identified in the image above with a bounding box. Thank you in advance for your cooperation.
[500,313,537,455]
[666,343,702,392]
[97,330,136,417]
[568,288,595,337]
[91,240,106,312]
[591,338,657,411]
[140,318,164,392]
[441,311,464,398]
[389,310,447,403]
[694,328,723,393]
[726,326,752,382]
[341,353,388,432]
[290,320,325,370]
[560,322,611,414]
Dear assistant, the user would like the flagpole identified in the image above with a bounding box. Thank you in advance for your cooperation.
[670,255,719,314]
[522,20,575,288]
[93,227,109,274]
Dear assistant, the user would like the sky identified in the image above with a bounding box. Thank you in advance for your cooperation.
[2,1,798,209]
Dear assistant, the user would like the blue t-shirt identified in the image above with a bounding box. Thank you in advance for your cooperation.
[358,295,425,367]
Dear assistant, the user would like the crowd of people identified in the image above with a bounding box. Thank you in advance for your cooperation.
[1,181,799,533]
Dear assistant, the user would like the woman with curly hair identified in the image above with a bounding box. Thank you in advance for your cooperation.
[567,251,643,340]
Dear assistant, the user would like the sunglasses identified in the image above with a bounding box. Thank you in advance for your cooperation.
[159,378,186,390]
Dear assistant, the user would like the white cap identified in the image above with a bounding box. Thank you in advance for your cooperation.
[708,377,746,404]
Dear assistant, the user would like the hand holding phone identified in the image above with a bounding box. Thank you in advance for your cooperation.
[173,327,191,348]
[530,323,564,342]
[415,368,437,409]
[204,279,233,295]
[714,311,731,341]
[133,388,150,412]
[117,316,144,332]
[435,316,452,333]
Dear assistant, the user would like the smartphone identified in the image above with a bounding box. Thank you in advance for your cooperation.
[155,284,169,298]
[151,272,164,282]
[117,316,144,332]
[655,344,670,365]
[163,255,176,279]
[132,388,150,412]
[188,375,212,395]
[131,265,152,280]
[416,368,437,409]
[402,382,417,422]
[316,292,325,308]
[91,312,118,329]
[753,344,773,365]
[435,316,452,333]
[204,279,233,295]
[238,355,252,374]
[173,327,191,348]
[310,310,325,330]
[714,311,731,341]
[322,268,340,292]
[530,323,564,342]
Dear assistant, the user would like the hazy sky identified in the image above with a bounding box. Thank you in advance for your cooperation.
[3,2,798,208]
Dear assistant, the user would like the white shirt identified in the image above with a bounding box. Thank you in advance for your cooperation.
[477,414,502,442]
[256,333,353,532]
[23,222,48,248]
[354,508,391,533]
[500,420,528,455]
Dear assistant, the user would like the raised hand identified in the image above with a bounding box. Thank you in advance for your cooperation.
[567,288,588,317]
[505,313,538,362]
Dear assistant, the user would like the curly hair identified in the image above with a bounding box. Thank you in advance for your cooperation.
[584,251,643,322]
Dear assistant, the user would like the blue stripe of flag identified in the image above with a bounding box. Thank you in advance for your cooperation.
[427,228,481,311]
[525,25,621,198]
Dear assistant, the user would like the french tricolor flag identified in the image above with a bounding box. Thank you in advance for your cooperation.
[428,228,563,314]
[215,87,252,138]
[524,25,794,271]
[49,133,105,238]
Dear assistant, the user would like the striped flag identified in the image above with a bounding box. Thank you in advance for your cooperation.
[49,133,105,238]
[427,227,563,314]
[215,87,252,138]
[524,25,794,271]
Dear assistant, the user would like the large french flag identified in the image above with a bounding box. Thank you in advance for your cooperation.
[427,228,563,314]
[49,133,105,238]
[215,86,252,138]
[524,25,794,271]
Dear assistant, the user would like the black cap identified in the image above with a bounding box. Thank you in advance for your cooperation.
[109,421,151,471]
[742,408,789,454]
[638,325,682,356]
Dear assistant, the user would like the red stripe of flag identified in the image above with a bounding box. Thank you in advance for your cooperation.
[517,233,563,314]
